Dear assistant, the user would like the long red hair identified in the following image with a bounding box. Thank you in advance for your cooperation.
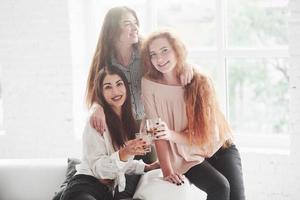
[185,70,231,147]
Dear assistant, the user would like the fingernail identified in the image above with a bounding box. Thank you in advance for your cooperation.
[182,181,184,184]
[177,183,181,186]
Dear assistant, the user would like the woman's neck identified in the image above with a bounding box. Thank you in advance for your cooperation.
[115,43,133,67]
[112,107,122,118]
[162,69,181,85]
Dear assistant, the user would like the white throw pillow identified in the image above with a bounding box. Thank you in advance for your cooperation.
[133,169,207,200]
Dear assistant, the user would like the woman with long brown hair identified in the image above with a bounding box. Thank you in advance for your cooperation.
[141,30,245,200]
[60,66,159,200]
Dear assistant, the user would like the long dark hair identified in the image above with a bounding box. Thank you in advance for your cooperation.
[86,6,141,108]
[94,66,138,150]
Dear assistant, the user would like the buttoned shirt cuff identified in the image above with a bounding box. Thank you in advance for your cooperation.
[135,160,146,174]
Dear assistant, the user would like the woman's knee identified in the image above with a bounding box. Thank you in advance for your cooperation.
[208,177,230,200]
[219,178,230,195]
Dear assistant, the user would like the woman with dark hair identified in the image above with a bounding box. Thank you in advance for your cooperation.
[86,7,193,163]
[61,66,159,200]
[141,30,245,200]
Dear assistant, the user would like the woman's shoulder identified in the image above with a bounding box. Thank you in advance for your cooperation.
[141,76,169,92]
[141,76,153,84]
[141,76,157,88]
[193,69,212,81]
[142,76,183,88]
[82,120,107,141]
[141,76,185,103]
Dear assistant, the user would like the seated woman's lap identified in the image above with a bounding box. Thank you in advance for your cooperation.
[61,174,112,200]
[185,144,245,200]
[185,160,230,200]
[60,174,141,200]
[60,174,113,200]
[206,144,245,200]
[113,174,141,200]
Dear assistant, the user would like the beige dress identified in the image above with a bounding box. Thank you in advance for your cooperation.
[141,77,226,174]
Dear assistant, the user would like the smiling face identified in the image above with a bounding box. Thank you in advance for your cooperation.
[102,74,127,112]
[118,12,139,45]
[149,37,177,74]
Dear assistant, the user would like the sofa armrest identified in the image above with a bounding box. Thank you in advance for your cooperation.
[0,159,67,200]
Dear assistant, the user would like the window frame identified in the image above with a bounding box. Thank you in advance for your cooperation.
[148,0,290,154]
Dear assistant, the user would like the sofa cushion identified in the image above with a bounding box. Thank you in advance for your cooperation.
[133,169,207,200]
[52,158,81,200]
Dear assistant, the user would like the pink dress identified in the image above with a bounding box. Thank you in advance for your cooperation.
[141,77,227,174]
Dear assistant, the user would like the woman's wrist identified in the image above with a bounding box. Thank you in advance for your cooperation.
[144,161,160,172]
[162,167,174,177]
[144,164,151,172]
[119,148,130,161]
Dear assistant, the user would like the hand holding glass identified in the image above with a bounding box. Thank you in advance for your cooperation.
[135,132,152,153]
[146,118,171,141]
[146,118,162,136]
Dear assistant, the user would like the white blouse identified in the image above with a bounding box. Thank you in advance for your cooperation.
[76,121,146,192]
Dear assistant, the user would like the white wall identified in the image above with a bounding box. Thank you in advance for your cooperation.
[0,0,299,199]
[0,0,80,158]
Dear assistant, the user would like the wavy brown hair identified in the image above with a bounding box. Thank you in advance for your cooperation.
[141,30,231,147]
[86,6,140,108]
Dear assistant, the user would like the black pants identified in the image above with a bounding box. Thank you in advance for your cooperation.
[60,174,141,200]
[185,144,245,200]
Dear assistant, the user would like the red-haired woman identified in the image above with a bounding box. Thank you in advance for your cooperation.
[141,30,245,200]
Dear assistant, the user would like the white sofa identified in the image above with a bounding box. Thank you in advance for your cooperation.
[0,159,67,200]
[0,159,206,200]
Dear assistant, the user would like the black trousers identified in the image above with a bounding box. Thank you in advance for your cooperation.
[60,174,141,200]
[185,144,245,200]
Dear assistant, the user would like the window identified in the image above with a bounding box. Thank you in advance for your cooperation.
[228,58,289,135]
[156,0,217,49]
[90,0,289,153]
[225,0,289,153]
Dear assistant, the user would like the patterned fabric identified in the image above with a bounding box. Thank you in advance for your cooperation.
[111,48,144,120]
